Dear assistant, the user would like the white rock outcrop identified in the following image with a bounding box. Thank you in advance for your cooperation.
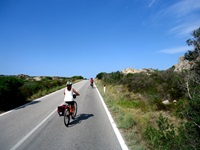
[174,56,194,72]
[122,68,154,75]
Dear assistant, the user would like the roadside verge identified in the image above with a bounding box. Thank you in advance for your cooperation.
[95,83,129,150]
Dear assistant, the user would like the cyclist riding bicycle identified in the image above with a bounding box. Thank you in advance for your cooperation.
[64,81,80,119]
[90,78,94,87]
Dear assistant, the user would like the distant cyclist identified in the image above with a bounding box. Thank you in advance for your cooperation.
[90,78,94,87]
[64,81,80,119]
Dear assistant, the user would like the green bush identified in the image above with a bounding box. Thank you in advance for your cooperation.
[20,81,41,98]
[0,75,72,111]
[182,95,200,146]
[96,72,108,80]
[71,76,84,80]
[0,76,25,110]
[145,114,181,150]
[99,70,185,105]
[102,71,124,84]
[145,113,200,150]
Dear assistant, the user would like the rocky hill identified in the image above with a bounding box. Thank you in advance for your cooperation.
[122,55,196,74]
[122,68,154,75]
[174,56,195,72]
[10,74,66,81]
[173,53,200,72]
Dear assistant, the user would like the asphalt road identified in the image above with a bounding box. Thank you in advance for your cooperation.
[0,80,124,150]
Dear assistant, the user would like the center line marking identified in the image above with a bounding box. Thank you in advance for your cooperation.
[10,109,57,150]
[10,81,85,150]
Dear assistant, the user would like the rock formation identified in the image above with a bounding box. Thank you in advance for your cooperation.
[122,68,154,75]
[174,56,195,72]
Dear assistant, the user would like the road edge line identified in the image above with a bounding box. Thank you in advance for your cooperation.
[95,84,129,150]
[0,81,85,117]
[0,88,64,117]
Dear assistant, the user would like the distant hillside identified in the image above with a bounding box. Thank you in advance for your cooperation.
[1,74,84,81]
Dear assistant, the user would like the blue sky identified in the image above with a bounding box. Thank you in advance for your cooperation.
[0,0,200,78]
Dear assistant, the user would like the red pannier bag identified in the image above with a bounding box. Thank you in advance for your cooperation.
[57,105,65,116]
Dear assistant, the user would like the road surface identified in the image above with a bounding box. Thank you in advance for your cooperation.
[0,80,125,150]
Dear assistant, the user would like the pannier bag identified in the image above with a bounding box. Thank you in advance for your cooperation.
[57,105,65,116]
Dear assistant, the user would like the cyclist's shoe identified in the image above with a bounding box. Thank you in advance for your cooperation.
[72,116,75,120]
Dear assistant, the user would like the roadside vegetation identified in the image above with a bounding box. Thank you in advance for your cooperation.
[0,75,84,111]
[96,27,200,150]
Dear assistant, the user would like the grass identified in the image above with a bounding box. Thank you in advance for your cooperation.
[117,100,140,108]
[117,112,136,129]
[95,81,148,149]
[95,80,184,150]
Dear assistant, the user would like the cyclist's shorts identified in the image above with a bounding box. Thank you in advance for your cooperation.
[65,101,75,105]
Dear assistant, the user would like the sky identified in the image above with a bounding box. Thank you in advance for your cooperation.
[0,0,200,78]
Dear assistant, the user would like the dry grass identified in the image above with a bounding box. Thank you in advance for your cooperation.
[96,80,183,150]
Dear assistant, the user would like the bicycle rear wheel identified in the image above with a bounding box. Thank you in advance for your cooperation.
[72,101,77,118]
[64,108,70,127]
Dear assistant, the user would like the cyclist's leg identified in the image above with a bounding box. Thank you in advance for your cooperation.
[66,101,74,114]
[69,101,75,119]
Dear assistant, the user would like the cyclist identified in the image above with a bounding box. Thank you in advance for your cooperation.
[64,81,80,119]
[90,78,94,87]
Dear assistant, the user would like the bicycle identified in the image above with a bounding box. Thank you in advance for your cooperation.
[90,82,93,88]
[64,99,78,127]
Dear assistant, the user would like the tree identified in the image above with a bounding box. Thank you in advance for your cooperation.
[184,27,200,61]
[179,27,200,99]
[96,72,107,80]
[180,27,200,148]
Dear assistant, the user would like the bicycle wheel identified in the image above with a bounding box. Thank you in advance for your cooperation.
[64,108,70,127]
[72,101,77,118]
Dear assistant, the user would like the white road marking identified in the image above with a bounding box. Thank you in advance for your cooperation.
[95,83,129,150]
[10,108,58,150]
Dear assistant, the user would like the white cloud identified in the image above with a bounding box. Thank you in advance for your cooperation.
[167,0,200,17]
[152,0,200,37]
[148,0,156,7]
[169,22,200,37]
[167,0,200,37]
[159,46,190,54]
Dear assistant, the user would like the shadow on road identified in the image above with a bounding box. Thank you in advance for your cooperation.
[68,113,94,127]
[15,100,41,110]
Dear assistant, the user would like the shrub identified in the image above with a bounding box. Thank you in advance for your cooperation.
[0,76,25,110]
[145,114,180,150]
[20,81,41,98]
[103,71,124,84]
[96,72,107,80]
[0,75,71,111]
[99,70,184,104]
[145,113,200,150]
[71,76,84,80]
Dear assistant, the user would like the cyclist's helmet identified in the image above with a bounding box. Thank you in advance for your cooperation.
[66,81,72,86]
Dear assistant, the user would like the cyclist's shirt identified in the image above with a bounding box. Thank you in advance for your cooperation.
[64,88,73,102]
